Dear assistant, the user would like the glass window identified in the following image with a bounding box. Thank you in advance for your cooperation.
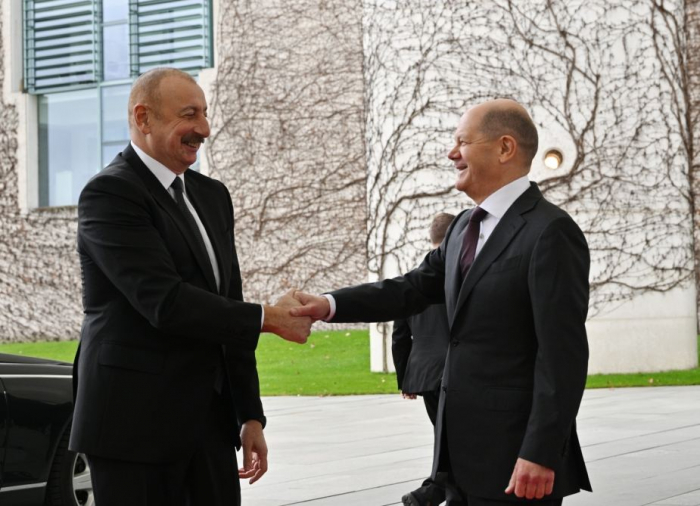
[102,85,131,166]
[104,24,130,81]
[102,85,130,143]
[26,0,212,207]
[103,0,129,23]
[39,89,100,207]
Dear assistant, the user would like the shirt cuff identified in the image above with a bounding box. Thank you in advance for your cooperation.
[260,304,265,330]
[323,294,336,321]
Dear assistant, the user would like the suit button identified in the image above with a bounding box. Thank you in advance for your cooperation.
[451,340,459,347]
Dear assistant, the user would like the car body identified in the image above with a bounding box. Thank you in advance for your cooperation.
[0,352,92,506]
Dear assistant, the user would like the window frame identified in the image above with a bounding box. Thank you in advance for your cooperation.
[21,0,214,208]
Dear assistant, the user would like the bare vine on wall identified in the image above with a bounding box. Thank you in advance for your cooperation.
[205,0,368,305]
[0,10,84,342]
[363,0,695,316]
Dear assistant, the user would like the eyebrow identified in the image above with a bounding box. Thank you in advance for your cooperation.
[179,106,207,114]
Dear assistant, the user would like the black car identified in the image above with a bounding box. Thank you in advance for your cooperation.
[0,353,92,506]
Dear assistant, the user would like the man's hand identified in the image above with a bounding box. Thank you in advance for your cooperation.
[402,392,417,400]
[262,289,312,343]
[505,457,555,499]
[289,291,331,321]
[238,420,268,485]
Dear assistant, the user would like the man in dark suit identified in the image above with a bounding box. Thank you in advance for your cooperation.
[70,68,311,506]
[393,212,455,506]
[293,99,591,505]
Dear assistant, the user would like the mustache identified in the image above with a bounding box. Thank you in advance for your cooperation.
[182,134,206,145]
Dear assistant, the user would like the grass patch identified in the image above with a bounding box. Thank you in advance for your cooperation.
[0,340,79,364]
[1,332,699,394]
[0,330,399,396]
[256,330,397,396]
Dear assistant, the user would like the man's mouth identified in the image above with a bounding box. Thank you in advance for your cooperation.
[182,135,205,149]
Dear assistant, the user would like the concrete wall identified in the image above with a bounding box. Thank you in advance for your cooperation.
[0,0,82,342]
[364,0,698,374]
[0,0,367,342]
[1,0,698,377]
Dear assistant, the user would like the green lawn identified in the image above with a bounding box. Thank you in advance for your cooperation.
[1,331,699,394]
[0,331,398,396]
[0,340,80,364]
[256,331,397,395]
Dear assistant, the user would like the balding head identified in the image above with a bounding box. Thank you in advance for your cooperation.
[128,68,197,130]
[448,99,537,203]
[473,99,539,166]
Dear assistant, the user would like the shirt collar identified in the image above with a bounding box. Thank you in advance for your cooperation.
[130,141,185,191]
[479,176,530,220]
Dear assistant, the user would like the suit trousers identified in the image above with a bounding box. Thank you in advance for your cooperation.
[410,390,446,504]
[87,392,240,506]
[423,389,440,426]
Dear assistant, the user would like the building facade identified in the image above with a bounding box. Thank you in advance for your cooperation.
[1,0,698,374]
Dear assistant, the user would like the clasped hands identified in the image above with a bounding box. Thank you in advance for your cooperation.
[261,290,330,343]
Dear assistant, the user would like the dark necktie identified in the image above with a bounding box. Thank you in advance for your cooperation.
[171,176,224,393]
[170,177,216,288]
[460,206,488,279]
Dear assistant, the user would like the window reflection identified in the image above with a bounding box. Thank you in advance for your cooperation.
[104,24,130,81]
[103,0,129,24]
[39,90,100,207]
[102,85,131,167]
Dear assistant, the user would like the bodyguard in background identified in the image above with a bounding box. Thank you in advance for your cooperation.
[393,213,455,506]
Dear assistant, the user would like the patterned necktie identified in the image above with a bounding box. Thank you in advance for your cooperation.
[460,206,488,279]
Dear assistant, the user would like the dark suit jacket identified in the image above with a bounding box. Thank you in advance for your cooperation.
[392,303,449,394]
[69,144,264,463]
[330,183,591,500]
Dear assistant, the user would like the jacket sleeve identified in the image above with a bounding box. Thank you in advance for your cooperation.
[330,244,447,323]
[519,216,590,470]
[77,173,262,349]
[220,183,265,426]
[391,318,413,390]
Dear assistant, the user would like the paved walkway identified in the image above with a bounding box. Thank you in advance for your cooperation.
[239,386,700,506]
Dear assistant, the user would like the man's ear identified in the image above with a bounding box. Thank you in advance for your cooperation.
[133,104,151,135]
[499,135,517,163]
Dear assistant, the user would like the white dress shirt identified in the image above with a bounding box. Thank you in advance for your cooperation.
[474,175,530,256]
[324,176,531,321]
[131,142,222,291]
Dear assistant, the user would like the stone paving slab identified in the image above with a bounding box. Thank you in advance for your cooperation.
[239,387,700,506]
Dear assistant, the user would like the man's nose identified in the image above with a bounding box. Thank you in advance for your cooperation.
[197,116,211,138]
[447,145,459,160]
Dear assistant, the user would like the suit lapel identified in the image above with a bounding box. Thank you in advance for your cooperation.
[122,145,219,293]
[450,184,542,326]
[445,214,468,326]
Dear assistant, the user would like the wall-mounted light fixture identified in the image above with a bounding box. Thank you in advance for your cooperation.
[543,149,563,170]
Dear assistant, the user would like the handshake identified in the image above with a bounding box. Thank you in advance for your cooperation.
[261,290,331,344]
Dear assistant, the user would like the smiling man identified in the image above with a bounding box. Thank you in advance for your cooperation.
[293,99,592,505]
[70,68,311,506]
